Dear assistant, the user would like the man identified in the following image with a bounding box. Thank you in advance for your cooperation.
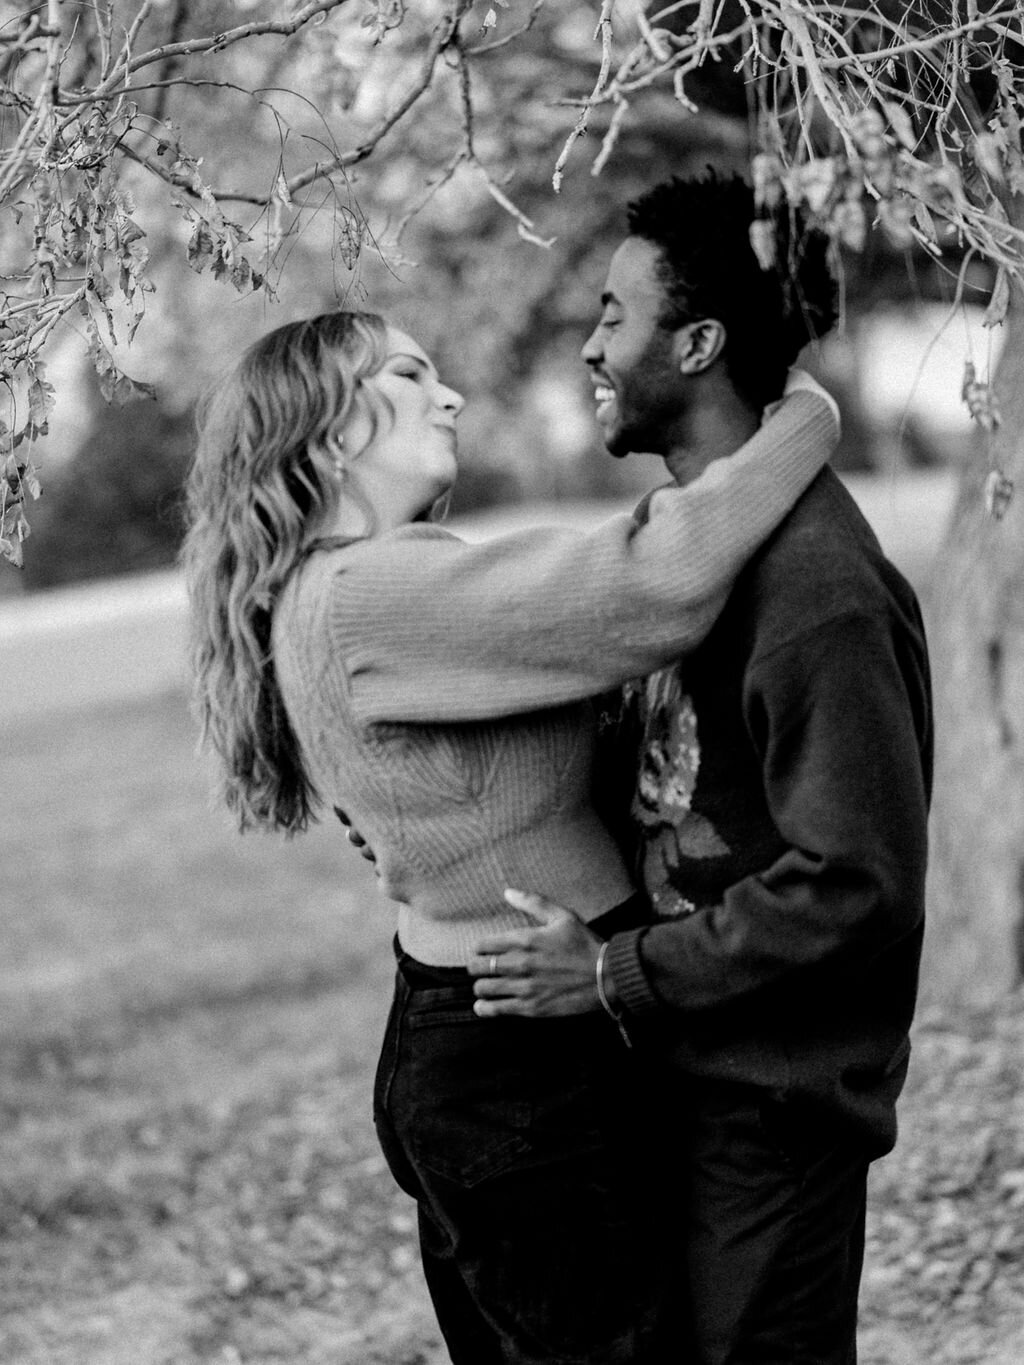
[470,172,932,1364]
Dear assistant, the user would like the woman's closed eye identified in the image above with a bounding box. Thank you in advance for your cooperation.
[388,355,433,384]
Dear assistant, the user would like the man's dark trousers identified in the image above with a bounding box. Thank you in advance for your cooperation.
[677,1077,868,1365]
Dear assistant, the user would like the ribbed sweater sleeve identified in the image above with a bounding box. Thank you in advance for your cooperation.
[331,389,837,725]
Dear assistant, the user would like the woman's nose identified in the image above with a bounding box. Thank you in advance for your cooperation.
[439,384,464,416]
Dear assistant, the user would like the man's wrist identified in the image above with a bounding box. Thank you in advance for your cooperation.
[603,928,662,1017]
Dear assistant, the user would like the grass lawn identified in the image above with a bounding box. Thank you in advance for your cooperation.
[0,690,444,1364]
[2,687,1023,1363]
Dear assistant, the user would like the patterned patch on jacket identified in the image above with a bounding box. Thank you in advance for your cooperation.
[633,669,730,917]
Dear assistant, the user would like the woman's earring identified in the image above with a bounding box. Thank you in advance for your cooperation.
[331,435,346,479]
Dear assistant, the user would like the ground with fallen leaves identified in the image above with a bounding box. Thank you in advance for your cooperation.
[1,690,1021,1364]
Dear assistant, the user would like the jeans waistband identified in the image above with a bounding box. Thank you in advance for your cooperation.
[394,938,474,991]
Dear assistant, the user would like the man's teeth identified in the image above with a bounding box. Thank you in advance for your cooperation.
[594,386,614,402]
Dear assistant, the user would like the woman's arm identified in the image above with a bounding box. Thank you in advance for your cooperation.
[331,383,838,725]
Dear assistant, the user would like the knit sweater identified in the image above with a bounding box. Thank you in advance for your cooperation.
[271,388,836,966]
[603,468,932,1154]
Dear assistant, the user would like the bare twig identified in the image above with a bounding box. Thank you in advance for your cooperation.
[465,0,545,56]
[90,0,352,99]
[7,0,1024,564]
[552,0,614,192]
[150,0,190,125]
[475,159,555,248]
[217,1,471,203]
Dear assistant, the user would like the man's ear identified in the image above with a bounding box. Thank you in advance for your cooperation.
[673,318,727,375]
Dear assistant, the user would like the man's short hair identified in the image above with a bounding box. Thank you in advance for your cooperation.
[627,171,838,409]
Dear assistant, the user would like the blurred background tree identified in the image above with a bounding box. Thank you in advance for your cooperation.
[2,0,1023,1004]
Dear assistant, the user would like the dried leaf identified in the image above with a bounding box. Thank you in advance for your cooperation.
[749,219,775,270]
[850,108,885,150]
[984,470,1014,520]
[789,158,836,215]
[0,535,24,569]
[0,502,30,567]
[187,221,216,274]
[925,163,965,210]
[878,197,915,249]
[961,361,1001,432]
[883,100,916,151]
[832,199,866,253]
[86,323,155,406]
[973,133,1004,182]
[212,248,232,284]
[751,153,783,210]
[26,372,56,437]
[984,269,1010,329]
[230,256,252,292]
[913,201,940,250]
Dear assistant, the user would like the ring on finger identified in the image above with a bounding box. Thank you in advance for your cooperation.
[489,954,499,977]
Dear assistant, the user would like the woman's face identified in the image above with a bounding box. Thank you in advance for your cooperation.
[343,327,464,528]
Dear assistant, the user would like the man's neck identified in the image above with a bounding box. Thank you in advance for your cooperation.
[662,387,761,488]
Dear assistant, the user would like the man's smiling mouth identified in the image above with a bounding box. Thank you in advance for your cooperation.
[593,384,616,419]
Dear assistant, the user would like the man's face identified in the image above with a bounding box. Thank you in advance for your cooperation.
[581,236,687,458]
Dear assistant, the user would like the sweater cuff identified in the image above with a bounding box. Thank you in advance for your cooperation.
[605,928,662,1017]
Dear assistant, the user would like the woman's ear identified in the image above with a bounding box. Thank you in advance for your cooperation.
[673,318,727,375]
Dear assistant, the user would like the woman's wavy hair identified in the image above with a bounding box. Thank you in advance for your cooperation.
[181,309,389,834]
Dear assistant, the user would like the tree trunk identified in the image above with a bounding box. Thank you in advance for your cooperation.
[923,252,1024,1007]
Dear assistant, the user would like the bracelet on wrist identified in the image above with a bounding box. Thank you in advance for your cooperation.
[596,941,632,1050]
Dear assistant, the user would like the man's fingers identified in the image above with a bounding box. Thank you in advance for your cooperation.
[334,807,378,863]
[473,975,532,1000]
[467,947,532,979]
[503,888,573,923]
[468,933,535,973]
[474,996,531,1018]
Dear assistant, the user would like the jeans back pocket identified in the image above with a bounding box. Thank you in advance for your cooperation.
[391,991,534,1187]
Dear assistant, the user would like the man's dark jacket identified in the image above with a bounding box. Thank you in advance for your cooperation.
[604,468,933,1157]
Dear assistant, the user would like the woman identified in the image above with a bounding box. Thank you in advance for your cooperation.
[182,309,837,1364]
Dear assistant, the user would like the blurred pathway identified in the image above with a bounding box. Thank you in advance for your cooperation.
[1,471,956,723]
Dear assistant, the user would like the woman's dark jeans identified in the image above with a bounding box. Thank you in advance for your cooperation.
[373,933,682,1364]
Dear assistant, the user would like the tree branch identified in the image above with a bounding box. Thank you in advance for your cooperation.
[88,0,353,99]
[205,1,473,205]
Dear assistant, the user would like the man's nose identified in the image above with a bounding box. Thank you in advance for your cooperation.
[580,327,601,366]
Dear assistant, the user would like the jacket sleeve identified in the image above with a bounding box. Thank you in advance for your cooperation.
[605,610,932,1015]
[332,389,837,725]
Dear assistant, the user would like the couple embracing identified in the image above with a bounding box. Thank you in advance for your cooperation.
[184,172,931,1364]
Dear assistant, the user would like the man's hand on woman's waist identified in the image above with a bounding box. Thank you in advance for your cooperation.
[470,890,606,1019]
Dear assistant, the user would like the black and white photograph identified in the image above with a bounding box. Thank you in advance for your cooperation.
[2,3,1023,1362]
